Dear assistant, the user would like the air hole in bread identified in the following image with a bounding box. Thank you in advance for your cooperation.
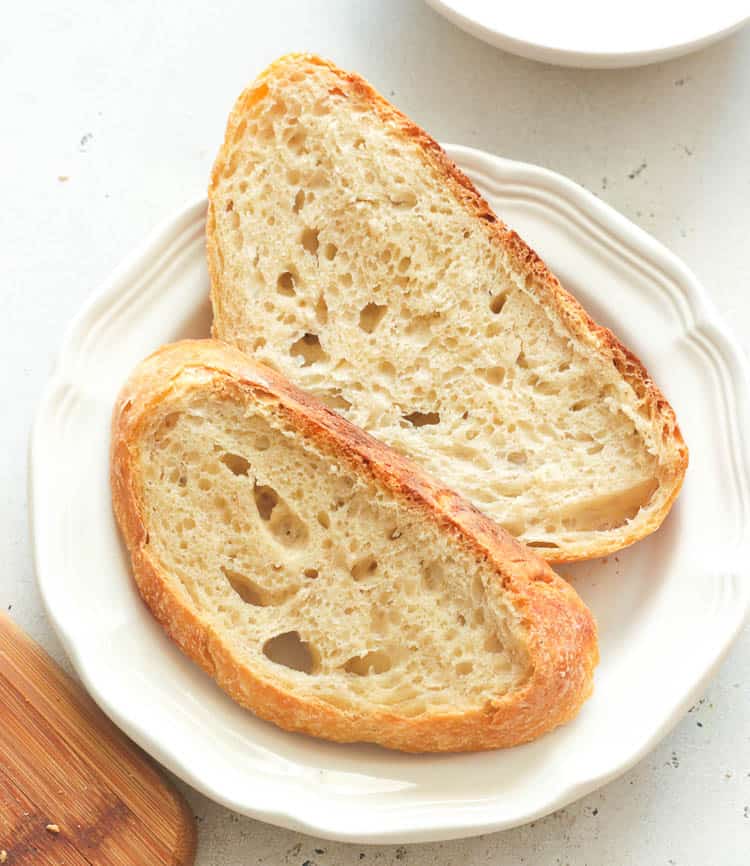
[470,574,485,605]
[378,361,396,378]
[351,555,378,581]
[290,333,327,366]
[483,366,506,385]
[303,568,319,579]
[322,242,338,261]
[390,191,417,209]
[332,474,354,504]
[359,302,388,334]
[225,200,234,212]
[253,484,279,520]
[268,507,309,548]
[587,442,604,454]
[455,660,474,676]
[403,411,440,427]
[571,399,590,412]
[507,451,527,466]
[398,256,411,273]
[254,435,271,451]
[527,541,560,549]
[155,412,180,442]
[484,633,504,653]
[535,379,560,396]
[314,295,329,325]
[286,127,307,154]
[399,699,427,717]
[489,292,508,314]
[341,273,353,288]
[516,351,529,369]
[220,453,251,476]
[222,566,266,606]
[308,167,328,189]
[292,189,305,213]
[276,272,296,297]
[300,227,319,255]
[370,608,388,635]
[423,561,444,590]
[558,361,571,372]
[317,390,351,412]
[344,650,392,676]
[262,631,317,674]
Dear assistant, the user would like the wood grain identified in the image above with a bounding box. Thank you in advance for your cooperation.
[0,613,196,866]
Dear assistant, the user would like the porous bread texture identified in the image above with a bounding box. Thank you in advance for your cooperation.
[207,54,688,563]
[140,397,527,715]
[111,341,598,751]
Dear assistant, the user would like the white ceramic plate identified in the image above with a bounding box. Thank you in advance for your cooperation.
[31,145,750,843]
[425,0,749,68]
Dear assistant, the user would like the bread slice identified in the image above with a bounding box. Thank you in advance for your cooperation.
[111,340,597,752]
[206,53,688,563]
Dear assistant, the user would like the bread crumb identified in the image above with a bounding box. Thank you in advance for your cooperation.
[46,823,60,834]
[0,849,7,862]
[57,175,69,183]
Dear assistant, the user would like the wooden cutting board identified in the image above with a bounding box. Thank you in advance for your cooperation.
[0,613,196,866]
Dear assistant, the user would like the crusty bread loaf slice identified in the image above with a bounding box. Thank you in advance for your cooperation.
[207,53,688,563]
[111,340,597,752]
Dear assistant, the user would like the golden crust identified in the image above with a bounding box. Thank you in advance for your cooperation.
[206,54,688,564]
[111,340,598,752]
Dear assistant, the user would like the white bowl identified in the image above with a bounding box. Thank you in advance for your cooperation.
[30,145,750,843]
[425,0,749,68]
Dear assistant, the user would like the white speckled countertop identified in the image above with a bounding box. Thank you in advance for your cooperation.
[2,1,748,863]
